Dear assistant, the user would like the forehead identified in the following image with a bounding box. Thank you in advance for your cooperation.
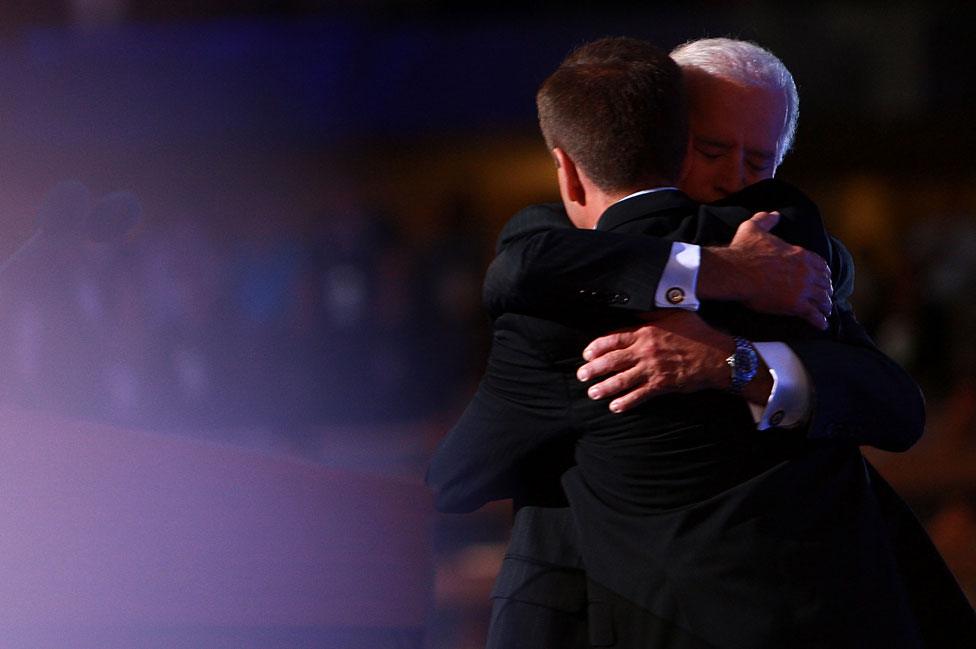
[686,74,788,155]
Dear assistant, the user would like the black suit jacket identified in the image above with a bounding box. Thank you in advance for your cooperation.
[428,180,974,647]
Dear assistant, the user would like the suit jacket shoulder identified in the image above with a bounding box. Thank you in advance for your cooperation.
[494,202,569,253]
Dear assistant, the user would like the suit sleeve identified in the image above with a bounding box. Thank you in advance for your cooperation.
[483,203,673,319]
[426,317,576,513]
[788,237,925,452]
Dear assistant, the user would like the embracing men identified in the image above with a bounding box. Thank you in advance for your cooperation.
[429,37,974,648]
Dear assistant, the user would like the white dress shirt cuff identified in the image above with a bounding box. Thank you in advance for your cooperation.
[654,242,700,310]
[751,342,813,430]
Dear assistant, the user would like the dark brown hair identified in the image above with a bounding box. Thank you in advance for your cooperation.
[536,37,688,193]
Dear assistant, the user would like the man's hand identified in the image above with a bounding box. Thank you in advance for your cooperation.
[577,311,742,413]
[699,211,833,329]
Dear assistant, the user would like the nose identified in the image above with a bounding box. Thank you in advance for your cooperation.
[715,151,747,197]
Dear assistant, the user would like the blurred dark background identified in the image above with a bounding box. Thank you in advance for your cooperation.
[0,2,972,648]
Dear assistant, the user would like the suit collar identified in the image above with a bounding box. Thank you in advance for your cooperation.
[596,189,696,232]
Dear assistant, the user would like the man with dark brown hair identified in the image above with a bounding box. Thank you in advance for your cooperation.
[536,37,688,201]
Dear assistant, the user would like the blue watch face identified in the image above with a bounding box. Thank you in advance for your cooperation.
[730,338,758,390]
[734,349,755,372]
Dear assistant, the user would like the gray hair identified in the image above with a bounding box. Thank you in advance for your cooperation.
[671,38,799,166]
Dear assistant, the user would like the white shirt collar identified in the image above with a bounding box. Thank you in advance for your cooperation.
[614,186,681,205]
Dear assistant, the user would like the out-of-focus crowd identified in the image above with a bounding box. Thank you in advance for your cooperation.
[852,208,976,609]
[0,189,490,438]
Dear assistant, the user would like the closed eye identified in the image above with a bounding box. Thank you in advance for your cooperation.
[693,144,727,160]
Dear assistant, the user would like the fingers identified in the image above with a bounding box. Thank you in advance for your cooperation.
[803,249,831,278]
[806,281,832,312]
[748,210,781,232]
[816,295,832,317]
[583,368,660,414]
[578,348,635,382]
[813,275,834,296]
[803,252,833,326]
[609,385,655,414]
[790,280,831,329]
[798,272,832,328]
[585,366,642,401]
[798,302,829,330]
[582,330,634,362]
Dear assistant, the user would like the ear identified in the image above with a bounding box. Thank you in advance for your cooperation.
[553,147,586,206]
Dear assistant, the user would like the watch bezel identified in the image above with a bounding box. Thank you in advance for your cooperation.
[726,337,758,394]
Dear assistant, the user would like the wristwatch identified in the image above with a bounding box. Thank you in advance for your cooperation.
[726,336,759,394]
